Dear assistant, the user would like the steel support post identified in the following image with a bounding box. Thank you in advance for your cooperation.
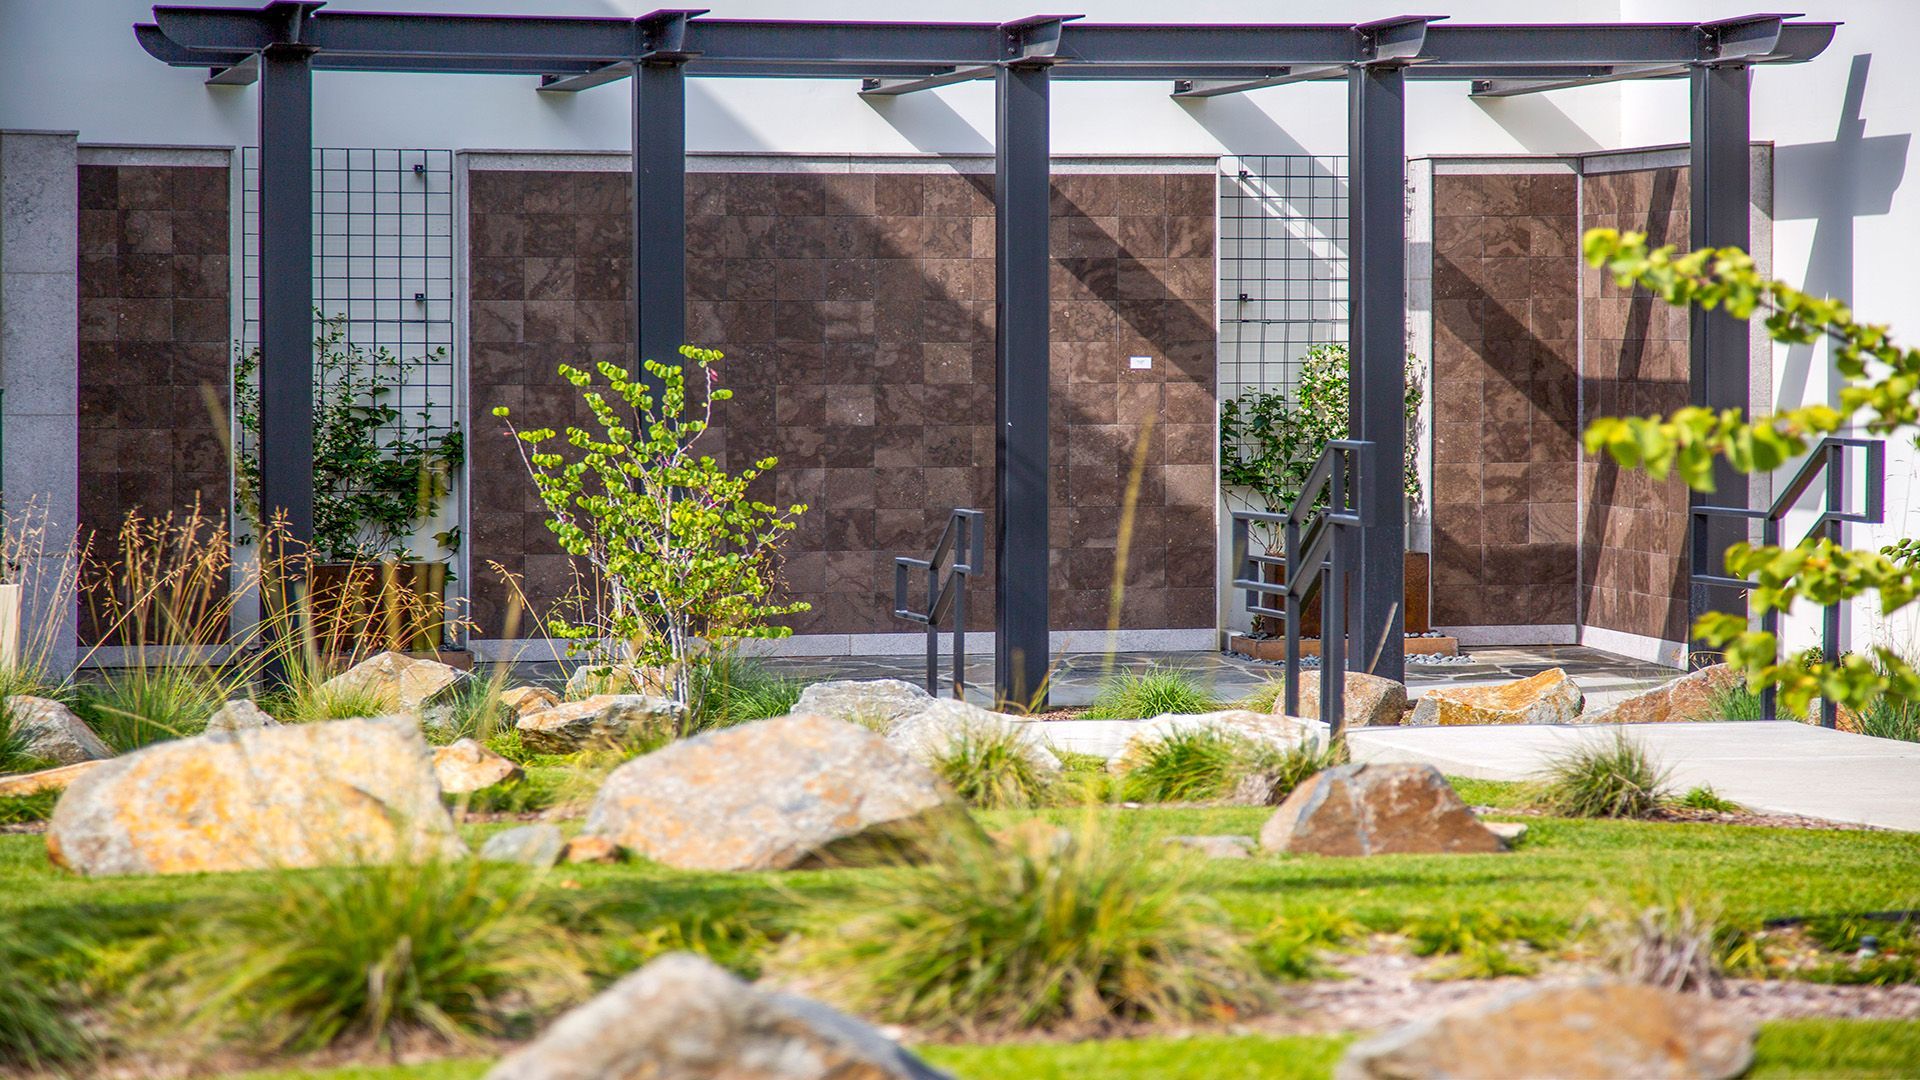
[256,42,316,678]
[632,59,687,395]
[1688,63,1752,627]
[1346,63,1408,684]
[993,61,1052,710]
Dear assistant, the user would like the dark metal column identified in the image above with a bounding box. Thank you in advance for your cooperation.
[257,42,316,565]
[993,60,1051,709]
[1688,63,1752,625]
[1346,62,1408,683]
[632,59,687,389]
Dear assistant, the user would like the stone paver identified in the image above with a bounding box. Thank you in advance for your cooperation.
[1349,721,1920,832]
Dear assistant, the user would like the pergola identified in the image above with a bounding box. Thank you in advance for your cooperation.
[136,4,1834,706]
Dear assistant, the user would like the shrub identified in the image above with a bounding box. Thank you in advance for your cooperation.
[1536,733,1671,819]
[1594,902,1733,996]
[71,665,227,752]
[172,859,586,1051]
[1119,728,1251,803]
[1238,739,1346,806]
[930,726,1052,810]
[1705,681,1766,721]
[0,791,58,825]
[0,930,93,1070]
[1083,667,1221,720]
[791,820,1265,1034]
[1251,909,1362,981]
[584,902,787,982]
[1678,784,1743,813]
[1405,911,1559,980]
[454,770,566,816]
[1856,670,1920,741]
[688,654,804,731]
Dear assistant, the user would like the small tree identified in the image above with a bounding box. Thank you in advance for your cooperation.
[492,347,808,704]
[1582,229,1920,716]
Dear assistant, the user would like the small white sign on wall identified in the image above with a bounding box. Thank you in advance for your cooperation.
[1129,355,1153,370]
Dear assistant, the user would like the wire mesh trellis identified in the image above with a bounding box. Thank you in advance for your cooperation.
[1217,154,1349,402]
[238,147,457,447]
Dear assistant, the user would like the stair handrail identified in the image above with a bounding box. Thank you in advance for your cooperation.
[893,508,986,698]
[1689,436,1885,727]
[1229,439,1372,736]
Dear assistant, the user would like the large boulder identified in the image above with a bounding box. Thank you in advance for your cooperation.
[1581,663,1742,725]
[45,716,464,876]
[1259,762,1506,856]
[500,685,560,719]
[1111,710,1328,774]
[564,662,672,700]
[486,953,949,1080]
[204,699,280,735]
[585,713,972,871]
[1408,668,1583,726]
[1283,670,1409,728]
[434,738,523,793]
[886,698,1060,773]
[1336,980,1755,1080]
[793,678,934,731]
[516,694,684,754]
[7,696,112,765]
[321,650,470,727]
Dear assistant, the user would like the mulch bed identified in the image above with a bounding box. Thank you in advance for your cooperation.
[1473,803,1881,832]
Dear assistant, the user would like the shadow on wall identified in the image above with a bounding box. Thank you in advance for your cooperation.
[1771,54,1910,416]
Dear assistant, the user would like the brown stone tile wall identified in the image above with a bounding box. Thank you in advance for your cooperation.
[1428,171,1580,628]
[465,167,1215,638]
[76,163,231,643]
[1579,165,1692,643]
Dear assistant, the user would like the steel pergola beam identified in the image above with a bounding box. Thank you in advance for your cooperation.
[859,65,993,95]
[1469,63,1688,97]
[1346,28,1416,685]
[1689,60,1756,631]
[1170,67,1346,97]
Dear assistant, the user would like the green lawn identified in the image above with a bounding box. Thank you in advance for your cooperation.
[228,1021,1920,1080]
[10,785,1920,1078]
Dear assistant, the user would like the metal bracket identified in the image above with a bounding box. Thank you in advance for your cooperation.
[1001,14,1080,66]
[539,9,704,92]
[1354,15,1441,67]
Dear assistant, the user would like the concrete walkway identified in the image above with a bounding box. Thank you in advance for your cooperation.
[1349,721,1920,832]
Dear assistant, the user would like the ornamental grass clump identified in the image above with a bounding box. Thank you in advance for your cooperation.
[1537,732,1671,819]
[168,858,587,1052]
[929,726,1053,809]
[0,929,94,1071]
[1083,667,1221,720]
[688,653,805,731]
[792,819,1266,1035]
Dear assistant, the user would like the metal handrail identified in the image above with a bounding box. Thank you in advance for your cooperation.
[1229,439,1372,736]
[1690,436,1885,727]
[894,508,985,698]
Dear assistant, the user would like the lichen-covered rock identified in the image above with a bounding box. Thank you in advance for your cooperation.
[1408,668,1583,726]
[204,699,280,735]
[486,953,950,1080]
[585,713,972,871]
[0,760,106,798]
[1259,762,1506,856]
[793,677,934,731]
[1111,710,1327,773]
[516,694,684,754]
[7,696,112,764]
[1165,834,1255,859]
[45,716,464,876]
[1335,980,1755,1080]
[499,685,559,718]
[1581,664,1742,724]
[480,823,565,867]
[1284,670,1410,728]
[886,698,1060,773]
[321,650,469,725]
[564,662,672,700]
[433,738,523,793]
